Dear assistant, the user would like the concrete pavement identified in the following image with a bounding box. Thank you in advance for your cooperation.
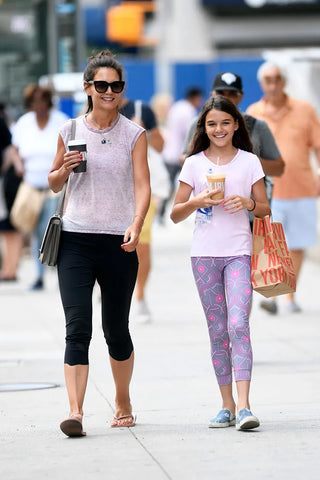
[0,216,320,480]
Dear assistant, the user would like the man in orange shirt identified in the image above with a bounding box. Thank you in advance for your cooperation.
[247,61,320,314]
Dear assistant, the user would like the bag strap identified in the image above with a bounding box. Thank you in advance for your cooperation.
[55,118,76,217]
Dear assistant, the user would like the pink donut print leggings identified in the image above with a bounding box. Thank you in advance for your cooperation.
[191,255,253,386]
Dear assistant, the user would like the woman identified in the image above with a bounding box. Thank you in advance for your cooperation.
[0,117,23,282]
[171,97,270,430]
[48,50,150,437]
[12,85,68,290]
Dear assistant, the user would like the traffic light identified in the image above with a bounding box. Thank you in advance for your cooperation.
[106,1,156,46]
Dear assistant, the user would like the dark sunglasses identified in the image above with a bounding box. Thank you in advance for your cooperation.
[87,80,125,94]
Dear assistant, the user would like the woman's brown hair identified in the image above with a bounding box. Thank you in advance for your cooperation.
[83,50,125,113]
[23,85,53,110]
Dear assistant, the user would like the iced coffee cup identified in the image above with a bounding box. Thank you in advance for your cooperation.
[207,173,226,200]
[68,139,87,173]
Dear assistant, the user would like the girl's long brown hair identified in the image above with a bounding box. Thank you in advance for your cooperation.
[188,96,253,156]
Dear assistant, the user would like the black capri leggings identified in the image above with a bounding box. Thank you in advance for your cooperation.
[57,231,138,365]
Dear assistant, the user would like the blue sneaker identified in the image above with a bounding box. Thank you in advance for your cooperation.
[236,408,260,430]
[208,409,236,428]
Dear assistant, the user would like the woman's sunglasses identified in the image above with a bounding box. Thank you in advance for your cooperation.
[87,80,125,94]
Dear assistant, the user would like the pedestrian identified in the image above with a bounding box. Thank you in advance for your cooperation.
[119,96,164,322]
[0,116,23,282]
[11,85,68,290]
[170,96,270,430]
[183,72,284,221]
[159,87,203,223]
[48,50,151,436]
[247,61,320,314]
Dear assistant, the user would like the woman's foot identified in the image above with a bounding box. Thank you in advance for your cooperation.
[60,413,86,437]
[0,275,17,282]
[110,412,136,428]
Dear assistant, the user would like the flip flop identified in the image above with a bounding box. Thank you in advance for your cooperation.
[60,414,86,437]
[110,413,137,428]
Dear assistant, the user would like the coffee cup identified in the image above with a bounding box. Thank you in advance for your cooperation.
[68,139,87,173]
[207,173,226,200]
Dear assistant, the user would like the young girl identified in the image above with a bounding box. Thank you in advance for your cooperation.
[171,96,270,430]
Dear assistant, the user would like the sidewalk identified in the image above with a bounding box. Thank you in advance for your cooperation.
[0,217,319,480]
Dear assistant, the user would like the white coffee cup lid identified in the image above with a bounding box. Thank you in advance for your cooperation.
[68,139,87,146]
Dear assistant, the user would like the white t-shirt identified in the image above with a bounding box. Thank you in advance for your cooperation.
[59,114,144,235]
[12,110,68,189]
[163,99,197,165]
[179,149,264,257]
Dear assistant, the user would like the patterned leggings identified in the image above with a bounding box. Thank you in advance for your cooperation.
[191,256,253,386]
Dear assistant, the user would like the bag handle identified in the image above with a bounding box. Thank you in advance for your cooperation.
[55,118,76,217]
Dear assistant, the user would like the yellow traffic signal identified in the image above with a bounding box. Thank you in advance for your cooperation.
[106,1,156,46]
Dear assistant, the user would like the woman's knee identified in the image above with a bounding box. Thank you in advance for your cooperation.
[64,340,90,365]
[106,335,133,361]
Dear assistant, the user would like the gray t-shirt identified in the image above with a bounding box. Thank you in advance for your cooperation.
[59,114,144,235]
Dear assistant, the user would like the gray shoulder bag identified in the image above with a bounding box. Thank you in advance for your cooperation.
[38,119,76,266]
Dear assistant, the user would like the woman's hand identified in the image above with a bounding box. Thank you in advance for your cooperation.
[62,150,81,175]
[121,223,141,252]
[222,195,252,214]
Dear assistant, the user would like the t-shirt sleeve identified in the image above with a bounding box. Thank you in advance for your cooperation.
[251,154,265,185]
[254,120,281,159]
[11,118,22,147]
[179,157,195,189]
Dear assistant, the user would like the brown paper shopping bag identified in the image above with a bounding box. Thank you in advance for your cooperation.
[10,181,45,234]
[251,216,296,298]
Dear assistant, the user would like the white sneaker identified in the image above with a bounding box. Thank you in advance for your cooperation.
[135,299,152,324]
[286,301,302,313]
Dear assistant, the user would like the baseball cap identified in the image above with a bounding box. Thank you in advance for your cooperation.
[212,72,243,94]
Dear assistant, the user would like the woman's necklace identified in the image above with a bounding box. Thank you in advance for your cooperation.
[89,114,112,145]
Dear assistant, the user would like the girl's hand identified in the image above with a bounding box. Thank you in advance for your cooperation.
[222,195,251,214]
[194,189,223,209]
[62,151,81,174]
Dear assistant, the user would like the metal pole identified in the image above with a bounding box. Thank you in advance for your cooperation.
[47,0,58,74]
[75,0,85,72]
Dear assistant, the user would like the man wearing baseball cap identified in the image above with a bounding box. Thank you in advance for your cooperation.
[182,72,284,230]
[212,71,244,94]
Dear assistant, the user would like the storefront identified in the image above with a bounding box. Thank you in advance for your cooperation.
[0,0,83,120]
